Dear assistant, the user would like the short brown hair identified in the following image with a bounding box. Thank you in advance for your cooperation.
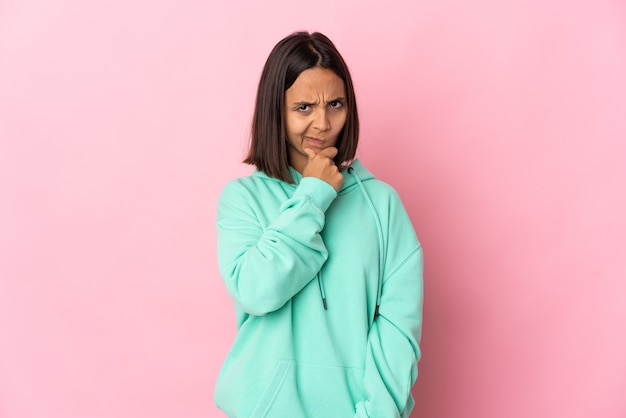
[244,31,359,183]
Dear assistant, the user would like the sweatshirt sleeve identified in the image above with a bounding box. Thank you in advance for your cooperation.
[217,177,337,316]
[354,194,424,418]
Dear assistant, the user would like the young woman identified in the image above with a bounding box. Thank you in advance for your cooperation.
[214,31,423,418]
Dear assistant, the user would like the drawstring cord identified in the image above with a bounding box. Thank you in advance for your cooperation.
[315,164,385,323]
[317,271,327,310]
[349,166,386,322]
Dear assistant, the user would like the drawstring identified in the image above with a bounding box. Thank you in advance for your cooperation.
[348,166,385,322]
[315,164,385,323]
[317,271,327,310]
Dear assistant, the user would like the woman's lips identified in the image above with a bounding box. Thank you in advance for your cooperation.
[304,137,324,147]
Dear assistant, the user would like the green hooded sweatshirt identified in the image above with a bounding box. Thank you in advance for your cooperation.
[215,159,423,418]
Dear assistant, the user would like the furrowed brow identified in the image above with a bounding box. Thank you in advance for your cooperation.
[325,97,346,103]
[293,100,317,106]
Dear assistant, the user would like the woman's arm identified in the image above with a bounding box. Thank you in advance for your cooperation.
[355,193,424,418]
[217,177,337,316]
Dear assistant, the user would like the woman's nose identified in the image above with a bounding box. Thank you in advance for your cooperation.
[313,109,330,132]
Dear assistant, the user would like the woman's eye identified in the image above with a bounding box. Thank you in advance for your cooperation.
[298,105,310,112]
[329,101,343,109]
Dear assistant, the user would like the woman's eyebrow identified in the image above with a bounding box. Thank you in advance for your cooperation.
[325,96,346,103]
[291,97,345,106]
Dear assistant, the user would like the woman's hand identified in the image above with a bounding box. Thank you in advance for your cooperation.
[302,147,343,192]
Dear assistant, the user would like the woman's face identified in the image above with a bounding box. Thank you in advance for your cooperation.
[284,67,347,173]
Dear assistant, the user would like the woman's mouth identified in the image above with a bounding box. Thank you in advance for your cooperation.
[304,136,324,147]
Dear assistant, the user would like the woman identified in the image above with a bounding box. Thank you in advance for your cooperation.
[214,31,423,418]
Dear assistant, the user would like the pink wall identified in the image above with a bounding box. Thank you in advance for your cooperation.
[1,1,625,417]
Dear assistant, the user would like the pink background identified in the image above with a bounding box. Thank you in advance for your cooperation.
[1,0,625,417]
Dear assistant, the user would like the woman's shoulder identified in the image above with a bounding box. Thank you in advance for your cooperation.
[347,161,400,199]
[219,170,289,202]
[222,170,274,189]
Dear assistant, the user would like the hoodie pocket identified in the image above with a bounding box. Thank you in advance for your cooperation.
[250,360,365,418]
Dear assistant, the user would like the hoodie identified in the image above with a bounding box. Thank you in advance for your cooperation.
[214,159,423,418]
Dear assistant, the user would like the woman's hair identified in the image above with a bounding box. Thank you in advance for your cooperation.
[244,31,359,182]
